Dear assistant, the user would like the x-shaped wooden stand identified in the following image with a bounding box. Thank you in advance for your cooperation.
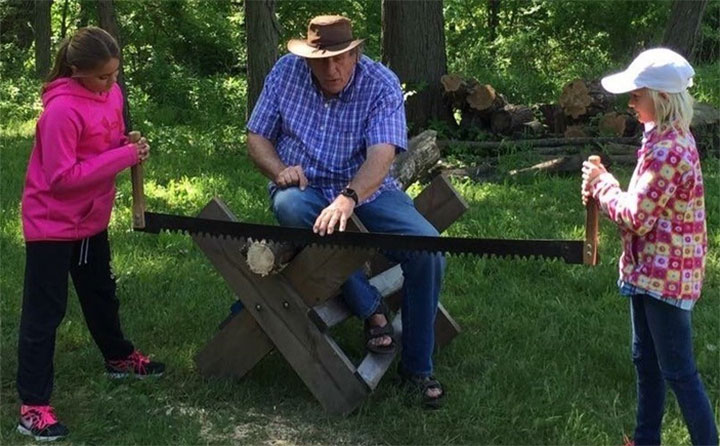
[192,175,466,415]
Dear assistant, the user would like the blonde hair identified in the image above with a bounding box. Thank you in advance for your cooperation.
[647,88,694,134]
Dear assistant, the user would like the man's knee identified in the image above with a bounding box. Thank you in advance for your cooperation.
[271,187,319,227]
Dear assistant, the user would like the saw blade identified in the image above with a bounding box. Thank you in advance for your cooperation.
[138,211,585,264]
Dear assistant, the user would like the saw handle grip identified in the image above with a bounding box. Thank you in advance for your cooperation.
[128,131,146,229]
[583,155,601,265]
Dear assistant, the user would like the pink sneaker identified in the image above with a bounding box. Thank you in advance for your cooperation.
[17,405,69,441]
[105,349,165,379]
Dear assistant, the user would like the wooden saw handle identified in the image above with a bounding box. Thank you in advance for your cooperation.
[583,155,601,265]
[128,131,146,229]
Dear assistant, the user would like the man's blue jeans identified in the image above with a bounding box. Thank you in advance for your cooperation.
[272,186,445,377]
[630,294,718,445]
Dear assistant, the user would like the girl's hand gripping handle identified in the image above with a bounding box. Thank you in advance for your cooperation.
[583,155,601,265]
[128,131,146,229]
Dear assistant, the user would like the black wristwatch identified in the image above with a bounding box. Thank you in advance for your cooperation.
[340,187,359,205]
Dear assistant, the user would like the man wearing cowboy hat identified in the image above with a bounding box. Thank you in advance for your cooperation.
[247,15,445,407]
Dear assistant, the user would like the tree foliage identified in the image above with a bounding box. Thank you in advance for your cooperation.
[1,0,717,126]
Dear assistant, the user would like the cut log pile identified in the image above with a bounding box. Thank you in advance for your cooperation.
[442,74,637,139]
[441,73,718,157]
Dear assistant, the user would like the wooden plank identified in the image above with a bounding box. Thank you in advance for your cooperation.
[281,215,374,307]
[310,265,404,331]
[434,304,462,349]
[193,310,273,379]
[414,174,469,233]
[193,198,369,415]
[192,199,273,379]
[386,291,459,349]
[370,174,469,274]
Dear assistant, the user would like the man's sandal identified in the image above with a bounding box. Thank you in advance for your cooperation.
[399,367,445,409]
[364,300,396,354]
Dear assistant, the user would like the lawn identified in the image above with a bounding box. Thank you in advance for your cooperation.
[1,121,718,445]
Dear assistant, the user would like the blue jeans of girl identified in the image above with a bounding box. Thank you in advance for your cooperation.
[630,294,718,445]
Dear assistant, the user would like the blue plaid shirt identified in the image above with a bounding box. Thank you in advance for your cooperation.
[247,54,408,204]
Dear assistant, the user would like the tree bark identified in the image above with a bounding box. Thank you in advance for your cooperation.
[34,0,52,79]
[487,0,500,43]
[662,0,709,60]
[97,0,132,130]
[490,104,534,135]
[437,136,640,150]
[78,0,93,27]
[382,0,453,132]
[60,0,69,38]
[1,1,35,50]
[245,0,280,120]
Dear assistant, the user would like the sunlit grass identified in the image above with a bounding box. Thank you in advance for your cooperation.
[1,122,718,445]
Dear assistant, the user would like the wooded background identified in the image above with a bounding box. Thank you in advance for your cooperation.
[2,0,718,131]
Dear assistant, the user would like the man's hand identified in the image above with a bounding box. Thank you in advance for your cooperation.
[275,165,308,190]
[313,195,355,236]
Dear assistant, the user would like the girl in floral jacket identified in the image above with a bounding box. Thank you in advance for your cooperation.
[582,48,717,446]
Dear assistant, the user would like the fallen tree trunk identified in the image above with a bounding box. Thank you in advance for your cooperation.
[390,129,442,189]
[691,102,720,157]
[438,136,639,151]
[443,151,637,182]
[534,143,637,156]
[490,104,535,135]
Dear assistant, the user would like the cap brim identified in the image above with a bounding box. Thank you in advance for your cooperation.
[287,39,364,59]
[601,70,641,94]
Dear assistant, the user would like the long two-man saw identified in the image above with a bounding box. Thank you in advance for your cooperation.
[130,155,601,265]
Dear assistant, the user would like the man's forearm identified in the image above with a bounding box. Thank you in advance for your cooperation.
[247,133,286,181]
[348,144,396,202]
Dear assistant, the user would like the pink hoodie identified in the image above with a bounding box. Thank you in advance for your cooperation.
[21,78,139,241]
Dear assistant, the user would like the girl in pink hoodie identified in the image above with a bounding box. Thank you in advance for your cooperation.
[17,27,164,442]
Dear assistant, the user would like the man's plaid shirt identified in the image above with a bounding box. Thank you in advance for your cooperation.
[247,54,407,204]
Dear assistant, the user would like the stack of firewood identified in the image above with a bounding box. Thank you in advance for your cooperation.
[441,75,538,137]
[442,75,642,139]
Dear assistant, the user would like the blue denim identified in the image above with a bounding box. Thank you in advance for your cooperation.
[630,294,718,446]
[271,186,445,377]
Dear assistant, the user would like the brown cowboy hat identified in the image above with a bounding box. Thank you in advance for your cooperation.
[287,15,364,59]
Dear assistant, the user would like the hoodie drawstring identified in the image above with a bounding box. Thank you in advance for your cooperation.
[78,237,90,266]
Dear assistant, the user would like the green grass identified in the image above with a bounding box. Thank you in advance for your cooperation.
[1,121,718,445]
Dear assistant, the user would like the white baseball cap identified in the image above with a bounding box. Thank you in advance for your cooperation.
[601,48,695,94]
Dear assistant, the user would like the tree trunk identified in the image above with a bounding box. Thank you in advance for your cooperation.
[382,0,453,132]
[61,0,70,38]
[97,0,132,130]
[34,0,52,79]
[245,0,280,119]
[662,0,709,60]
[487,0,500,43]
[490,104,534,135]
[78,0,93,27]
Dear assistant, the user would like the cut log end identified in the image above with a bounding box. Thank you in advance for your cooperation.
[564,125,588,138]
[246,241,298,276]
[559,79,592,119]
[441,74,463,93]
[467,84,497,111]
[599,112,627,136]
